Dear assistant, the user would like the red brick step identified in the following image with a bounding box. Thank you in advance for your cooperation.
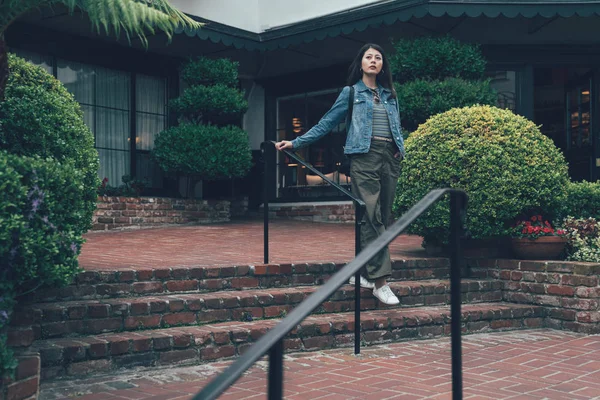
[33,302,545,380]
[11,279,502,340]
[26,258,454,302]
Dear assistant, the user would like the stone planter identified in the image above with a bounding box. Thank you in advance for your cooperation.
[510,236,567,260]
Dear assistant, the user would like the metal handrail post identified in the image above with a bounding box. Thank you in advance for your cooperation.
[262,142,269,264]
[268,339,284,399]
[449,192,465,400]
[354,202,363,355]
[193,188,467,400]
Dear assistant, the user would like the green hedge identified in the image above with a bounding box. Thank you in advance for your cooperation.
[395,78,497,133]
[393,105,569,245]
[153,123,252,180]
[0,54,99,235]
[390,36,487,83]
[560,181,600,220]
[170,84,248,125]
[180,57,240,87]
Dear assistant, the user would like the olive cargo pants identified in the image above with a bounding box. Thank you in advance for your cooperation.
[350,139,401,280]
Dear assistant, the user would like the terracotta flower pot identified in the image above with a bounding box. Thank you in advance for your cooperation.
[510,236,567,260]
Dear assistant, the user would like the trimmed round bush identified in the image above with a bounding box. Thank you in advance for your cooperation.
[396,78,497,133]
[393,105,569,245]
[153,123,252,180]
[180,57,240,87]
[0,54,99,234]
[170,84,248,126]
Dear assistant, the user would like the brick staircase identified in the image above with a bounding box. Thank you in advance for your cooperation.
[7,257,600,386]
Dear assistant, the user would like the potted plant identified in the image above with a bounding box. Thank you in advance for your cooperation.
[511,215,567,260]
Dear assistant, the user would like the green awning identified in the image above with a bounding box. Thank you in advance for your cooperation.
[179,0,600,51]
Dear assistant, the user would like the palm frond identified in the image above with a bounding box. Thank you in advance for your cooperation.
[77,0,203,45]
[1,0,202,45]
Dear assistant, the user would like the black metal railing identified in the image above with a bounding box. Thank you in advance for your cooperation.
[194,187,468,400]
[261,140,367,354]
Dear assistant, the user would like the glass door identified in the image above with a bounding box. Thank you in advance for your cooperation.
[566,74,594,181]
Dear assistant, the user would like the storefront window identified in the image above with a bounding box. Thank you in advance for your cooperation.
[488,70,517,111]
[58,60,131,187]
[13,49,167,191]
[135,74,168,190]
[276,89,349,199]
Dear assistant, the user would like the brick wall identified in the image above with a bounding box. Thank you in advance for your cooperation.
[469,259,600,334]
[92,197,231,231]
[0,353,40,400]
[266,201,356,223]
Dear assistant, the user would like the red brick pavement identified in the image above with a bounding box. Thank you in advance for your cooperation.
[38,329,600,400]
[80,219,427,270]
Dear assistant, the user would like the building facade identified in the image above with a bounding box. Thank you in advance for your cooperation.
[7,1,600,207]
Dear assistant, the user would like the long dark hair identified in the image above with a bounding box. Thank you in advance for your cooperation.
[347,43,396,99]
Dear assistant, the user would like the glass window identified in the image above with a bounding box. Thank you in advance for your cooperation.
[13,49,169,192]
[276,89,348,199]
[488,70,517,111]
[58,59,131,187]
[135,74,167,189]
[11,48,53,74]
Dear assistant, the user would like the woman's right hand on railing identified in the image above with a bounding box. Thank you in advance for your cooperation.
[275,141,293,151]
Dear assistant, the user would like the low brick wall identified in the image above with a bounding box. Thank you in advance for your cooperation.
[92,196,230,231]
[265,201,356,223]
[0,353,40,400]
[469,259,600,334]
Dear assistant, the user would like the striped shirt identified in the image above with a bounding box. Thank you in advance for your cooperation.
[371,89,392,138]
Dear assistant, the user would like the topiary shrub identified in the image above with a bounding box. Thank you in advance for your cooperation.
[153,56,251,197]
[153,123,252,180]
[389,36,497,136]
[0,54,99,234]
[393,105,569,246]
[397,78,498,133]
[390,36,487,83]
[169,84,247,124]
[180,57,240,87]
[560,181,600,220]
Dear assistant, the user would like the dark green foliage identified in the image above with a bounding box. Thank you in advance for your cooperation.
[396,78,497,133]
[1,151,85,290]
[170,84,248,125]
[153,56,252,186]
[180,57,240,87]
[1,151,86,377]
[0,56,98,378]
[560,181,600,220]
[153,123,251,180]
[389,36,495,135]
[0,54,99,234]
[390,36,487,83]
[393,105,570,245]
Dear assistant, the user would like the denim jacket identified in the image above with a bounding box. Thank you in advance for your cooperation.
[290,80,405,157]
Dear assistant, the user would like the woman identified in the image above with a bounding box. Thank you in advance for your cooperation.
[276,43,404,305]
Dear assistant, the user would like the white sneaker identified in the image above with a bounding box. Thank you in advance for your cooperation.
[349,275,375,289]
[373,285,399,305]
